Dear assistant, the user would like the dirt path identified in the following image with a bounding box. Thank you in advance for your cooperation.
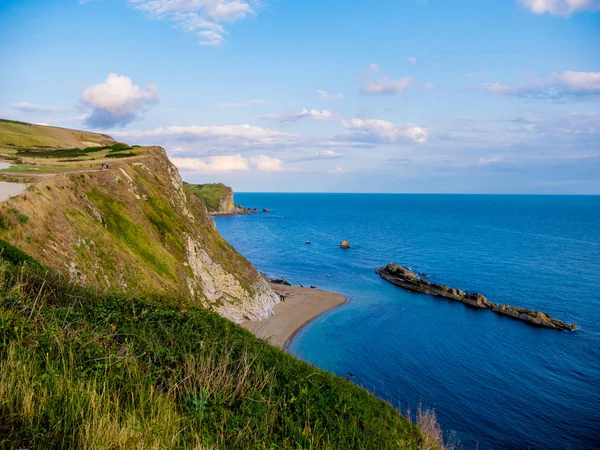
[0,181,28,202]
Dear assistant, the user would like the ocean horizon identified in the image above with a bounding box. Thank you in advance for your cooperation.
[216,192,600,449]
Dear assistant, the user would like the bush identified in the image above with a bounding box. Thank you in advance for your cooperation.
[8,208,29,224]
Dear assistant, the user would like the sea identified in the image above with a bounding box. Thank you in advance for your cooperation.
[214,194,600,449]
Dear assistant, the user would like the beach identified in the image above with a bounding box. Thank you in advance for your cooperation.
[241,284,346,350]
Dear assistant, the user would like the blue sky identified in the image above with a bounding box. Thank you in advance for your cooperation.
[1,0,599,193]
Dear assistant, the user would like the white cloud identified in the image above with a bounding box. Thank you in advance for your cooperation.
[311,149,342,158]
[407,57,417,64]
[129,0,257,45]
[341,118,428,144]
[519,0,600,17]
[551,71,600,94]
[249,154,284,171]
[112,123,299,154]
[172,154,250,172]
[328,166,348,174]
[10,102,75,114]
[479,156,502,165]
[362,76,414,95]
[478,71,600,98]
[171,153,283,173]
[478,82,523,95]
[317,90,344,100]
[81,73,160,128]
[259,109,334,124]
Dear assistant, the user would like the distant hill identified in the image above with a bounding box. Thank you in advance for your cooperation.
[0,118,116,149]
[186,182,235,214]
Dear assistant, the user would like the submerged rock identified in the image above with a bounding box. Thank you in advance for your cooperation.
[340,240,350,249]
[269,277,292,286]
[376,263,576,331]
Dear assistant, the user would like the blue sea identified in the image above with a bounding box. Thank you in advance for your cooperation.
[214,194,600,449]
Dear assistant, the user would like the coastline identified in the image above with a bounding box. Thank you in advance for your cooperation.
[241,284,347,350]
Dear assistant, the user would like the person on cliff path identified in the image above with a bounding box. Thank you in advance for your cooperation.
[105,162,109,169]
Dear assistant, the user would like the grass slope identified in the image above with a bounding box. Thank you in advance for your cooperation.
[0,120,139,172]
[0,119,115,149]
[0,243,424,449]
[186,183,232,213]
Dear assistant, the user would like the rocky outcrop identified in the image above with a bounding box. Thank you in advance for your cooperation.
[340,240,350,249]
[376,263,576,331]
[216,187,235,213]
[186,183,235,214]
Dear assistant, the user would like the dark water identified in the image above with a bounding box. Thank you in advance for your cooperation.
[214,194,600,449]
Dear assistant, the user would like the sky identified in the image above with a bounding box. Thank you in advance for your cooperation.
[0,0,599,194]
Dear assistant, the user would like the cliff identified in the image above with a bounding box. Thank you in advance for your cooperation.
[186,182,235,214]
[377,263,576,331]
[0,123,279,323]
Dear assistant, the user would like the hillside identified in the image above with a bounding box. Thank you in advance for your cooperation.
[187,182,235,214]
[0,244,427,449]
[0,119,141,174]
[0,119,116,149]
[0,121,278,322]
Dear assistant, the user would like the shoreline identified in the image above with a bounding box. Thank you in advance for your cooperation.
[241,284,347,350]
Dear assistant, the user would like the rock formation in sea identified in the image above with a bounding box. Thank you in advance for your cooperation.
[377,263,576,331]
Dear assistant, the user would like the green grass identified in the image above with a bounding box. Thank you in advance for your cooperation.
[106,151,137,159]
[86,189,176,281]
[0,243,426,449]
[186,183,231,212]
[0,118,32,126]
[0,165,79,173]
[14,147,105,159]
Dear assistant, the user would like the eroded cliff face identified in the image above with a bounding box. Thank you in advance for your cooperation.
[186,183,236,214]
[0,146,279,322]
[216,188,235,213]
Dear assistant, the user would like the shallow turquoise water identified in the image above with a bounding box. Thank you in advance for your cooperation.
[215,194,600,449]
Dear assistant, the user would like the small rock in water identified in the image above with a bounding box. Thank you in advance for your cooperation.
[263,208,270,212]
[340,240,350,249]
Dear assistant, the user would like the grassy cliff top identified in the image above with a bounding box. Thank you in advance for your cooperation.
[0,119,116,149]
[0,244,431,449]
[0,119,141,173]
[186,182,232,212]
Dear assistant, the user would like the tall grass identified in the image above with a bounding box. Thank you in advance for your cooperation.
[0,246,451,449]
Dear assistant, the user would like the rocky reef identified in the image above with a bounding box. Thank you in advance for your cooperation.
[377,263,576,331]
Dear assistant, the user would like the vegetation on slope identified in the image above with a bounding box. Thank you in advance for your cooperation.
[186,183,233,213]
[0,120,139,172]
[0,141,278,323]
[0,243,424,449]
[0,119,115,149]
